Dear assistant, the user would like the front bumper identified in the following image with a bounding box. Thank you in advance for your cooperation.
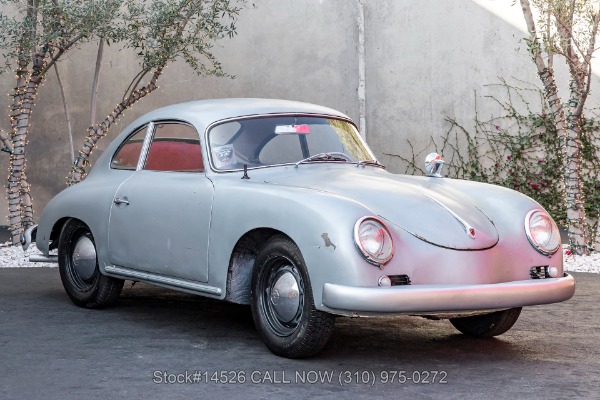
[322,273,575,314]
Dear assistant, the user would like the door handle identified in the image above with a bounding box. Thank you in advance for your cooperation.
[114,197,129,206]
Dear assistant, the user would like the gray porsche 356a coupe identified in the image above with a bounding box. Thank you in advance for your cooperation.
[23,98,575,358]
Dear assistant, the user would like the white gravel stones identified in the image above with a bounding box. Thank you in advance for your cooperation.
[563,249,600,274]
[0,243,57,268]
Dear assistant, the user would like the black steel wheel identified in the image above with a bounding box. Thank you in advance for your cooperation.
[58,219,123,308]
[450,307,522,338]
[251,236,335,358]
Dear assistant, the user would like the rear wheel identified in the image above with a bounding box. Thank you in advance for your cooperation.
[251,236,335,358]
[450,307,522,337]
[58,219,123,308]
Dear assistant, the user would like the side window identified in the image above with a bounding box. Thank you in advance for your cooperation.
[111,126,147,170]
[144,122,204,172]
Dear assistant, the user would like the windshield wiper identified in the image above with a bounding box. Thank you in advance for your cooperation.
[356,159,386,169]
[295,152,352,168]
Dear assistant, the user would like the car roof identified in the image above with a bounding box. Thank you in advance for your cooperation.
[132,98,351,131]
[94,99,356,176]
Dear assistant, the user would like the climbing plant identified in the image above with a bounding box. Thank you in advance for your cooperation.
[386,79,600,250]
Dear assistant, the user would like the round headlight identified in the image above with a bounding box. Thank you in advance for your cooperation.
[525,210,561,255]
[354,217,394,265]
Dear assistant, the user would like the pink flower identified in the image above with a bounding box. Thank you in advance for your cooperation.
[565,250,572,256]
[495,125,500,130]
[538,159,544,163]
[507,155,511,160]
[533,184,539,190]
[494,163,499,168]
[541,113,546,119]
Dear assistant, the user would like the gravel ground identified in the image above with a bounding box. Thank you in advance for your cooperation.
[563,249,600,273]
[0,244,58,269]
[0,243,598,273]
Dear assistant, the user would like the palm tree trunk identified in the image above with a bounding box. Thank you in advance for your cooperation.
[7,53,31,244]
[563,82,590,254]
[6,0,40,244]
[7,47,46,244]
[520,0,590,255]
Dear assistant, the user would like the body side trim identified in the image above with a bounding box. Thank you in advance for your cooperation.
[104,265,222,295]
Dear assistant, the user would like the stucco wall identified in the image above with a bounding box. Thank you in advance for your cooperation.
[0,0,597,224]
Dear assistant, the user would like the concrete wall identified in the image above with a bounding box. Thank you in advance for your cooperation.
[366,0,600,166]
[0,0,598,223]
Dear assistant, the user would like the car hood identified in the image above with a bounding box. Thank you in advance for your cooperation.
[265,167,499,250]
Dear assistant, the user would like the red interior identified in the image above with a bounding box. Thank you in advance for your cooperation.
[146,141,204,171]
[113,140,204,172]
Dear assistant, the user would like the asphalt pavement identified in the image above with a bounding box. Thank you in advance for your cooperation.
[0,268,598,400]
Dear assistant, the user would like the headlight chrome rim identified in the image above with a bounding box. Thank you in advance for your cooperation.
[354,216,394,266]
[524,209,561,256]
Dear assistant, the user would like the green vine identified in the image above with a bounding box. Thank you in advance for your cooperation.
[385,78,600,248]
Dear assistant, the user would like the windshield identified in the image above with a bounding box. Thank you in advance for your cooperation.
[208,115,375,170]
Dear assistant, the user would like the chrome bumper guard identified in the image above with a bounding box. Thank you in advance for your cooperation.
[20,224,37,251]
[29,254,58,263]
[322,273,576,313]
[20,224,58,263]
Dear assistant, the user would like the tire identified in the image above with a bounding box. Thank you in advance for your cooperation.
[251,236,335,358]
[450,307,522,338]
[58,219,123,308]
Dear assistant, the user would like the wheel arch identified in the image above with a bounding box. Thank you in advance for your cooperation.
[48,217,73,250]
[45,217,110,271]
[224,227,295,304]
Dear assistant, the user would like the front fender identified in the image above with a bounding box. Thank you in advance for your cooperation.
[208,177,379,305]
[208,174,566,313]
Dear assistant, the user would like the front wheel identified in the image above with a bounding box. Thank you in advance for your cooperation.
[450,307,522,337]
[251,236,335,358]
[58,219,123,308]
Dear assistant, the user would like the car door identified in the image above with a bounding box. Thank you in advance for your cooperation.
[108,121,213,283]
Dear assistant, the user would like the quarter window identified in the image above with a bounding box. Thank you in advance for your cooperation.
[111,126,147,170]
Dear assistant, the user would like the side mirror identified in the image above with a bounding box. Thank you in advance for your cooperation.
[424,153,444,178]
